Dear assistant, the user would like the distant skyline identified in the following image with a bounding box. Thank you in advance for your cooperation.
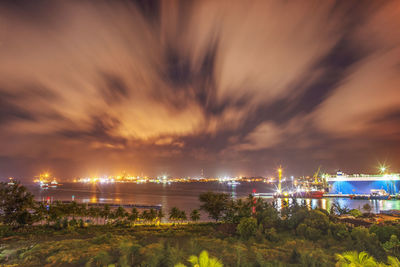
[1,0,400,180]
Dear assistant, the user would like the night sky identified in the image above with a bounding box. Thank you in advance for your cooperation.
[1,0,400,180]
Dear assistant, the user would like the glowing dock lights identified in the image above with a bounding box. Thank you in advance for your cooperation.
[277,166,282,192]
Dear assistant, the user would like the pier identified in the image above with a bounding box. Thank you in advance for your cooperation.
[37,200,162,210]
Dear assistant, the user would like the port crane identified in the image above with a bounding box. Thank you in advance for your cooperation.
[313,165,321,183]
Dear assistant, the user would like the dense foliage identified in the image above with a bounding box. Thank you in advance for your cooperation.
[1,185,400,266]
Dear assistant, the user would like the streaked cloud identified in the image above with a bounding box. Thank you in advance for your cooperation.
[0,0,399,178]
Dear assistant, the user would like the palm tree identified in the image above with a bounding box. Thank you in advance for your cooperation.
[157,209,165,223]
[129,207,139,224]
[48,202,64,223]
[169,207,180,223]
[148,208,157,223]
[88,206,98,224]
[101,204,111,224]
[335,251,377,267]
[179,210,187,223]
[190,209,200,222]
[34,202,48,225]
[114,206,127,223]
[175,250,223,267]
[141,210,154,224]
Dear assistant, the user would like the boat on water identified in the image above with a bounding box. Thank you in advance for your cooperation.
[370,189,390,200]
[351,189,391,200]
[7,177,15,186]
[227,181,240,186]
[49,179,59,188]
[35,172,60,189]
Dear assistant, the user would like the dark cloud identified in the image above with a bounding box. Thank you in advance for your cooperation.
[99,73,130,105]
[0,0,399,179]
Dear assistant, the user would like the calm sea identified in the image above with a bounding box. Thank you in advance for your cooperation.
[25,182,400,216]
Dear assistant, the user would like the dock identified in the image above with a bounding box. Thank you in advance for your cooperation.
[253,193,398,200]
[37,200,162,210]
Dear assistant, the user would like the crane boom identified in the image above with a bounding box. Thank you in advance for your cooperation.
[314,165,321,183]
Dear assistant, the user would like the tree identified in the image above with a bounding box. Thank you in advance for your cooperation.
[179,210,187,223]
[148,208,158,222]
[33,202,48,225]
[349,209,362,218]
[101,204,111,224]
[237,217,258,240]
[336,251,377,267]
[175,250,223,267]
[169,207,185,223]
[199,192,229,222]
[0,182,36,227]
[363,203,372,214]
[48,201,64,223]
[383,235,400,257]
[169,207,179,223]
[114,206,127,223]
[190,209,200,222]
[88,206,100,224]
[68,201,80,220]
[129,207,139,223]
[157,209,165,222]
[141,210,150,223]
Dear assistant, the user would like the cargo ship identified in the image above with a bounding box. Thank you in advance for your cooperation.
[34,172,61,189]
[326,171,400,195]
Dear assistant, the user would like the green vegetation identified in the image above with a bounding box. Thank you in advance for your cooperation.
[2,184,400,266]
[335,251,400,267]
[175,250,223,267]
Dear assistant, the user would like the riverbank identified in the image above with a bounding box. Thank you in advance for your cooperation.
[2,183,400,266]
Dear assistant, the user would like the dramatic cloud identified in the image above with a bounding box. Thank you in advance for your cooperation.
[0,0,399,179]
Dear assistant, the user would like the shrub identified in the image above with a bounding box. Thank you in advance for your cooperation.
[265,227,280,242]
[362,203,372,214]
[289,248,301,264]
[237,217,258,240]
[329,222,349,241]
[296,223,307,237]
[370,224,399,243]
[351,227,387,261]
[349,209,362,218]
[306,227,322,241]
[304,210,330,233]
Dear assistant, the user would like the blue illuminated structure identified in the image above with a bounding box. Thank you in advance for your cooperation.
[327,173,400,195]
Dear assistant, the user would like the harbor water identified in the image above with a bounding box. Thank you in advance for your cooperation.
[25,182,400,217]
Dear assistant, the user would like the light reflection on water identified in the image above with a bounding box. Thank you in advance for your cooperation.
[26,182,400,216]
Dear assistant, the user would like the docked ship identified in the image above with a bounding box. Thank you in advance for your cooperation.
[34,172,60,189]
[326,171,400,196]
[7,177,15,186]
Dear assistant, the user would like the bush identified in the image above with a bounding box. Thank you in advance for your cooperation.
[349,209,362,218]
[265,227,280,242]
[304,210,330,233]
[289,248,301,263]
[329,222,349,241]
[296,223,307,237]
[370,224,399,243]
[351,227,387,261]
[306,227,322,241]
[237,217,258,240]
